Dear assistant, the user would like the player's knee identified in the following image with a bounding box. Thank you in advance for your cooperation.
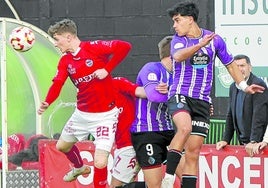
[55,140,73,153]
[186,149,200,161]
[94,157,108,168]
[56,141,65,152]
[94,149,109,168]
[179,126,192,136]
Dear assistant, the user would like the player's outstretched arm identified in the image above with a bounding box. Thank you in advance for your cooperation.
[135,86,147,98]
[226,63,265,94]
[173,33,215,62]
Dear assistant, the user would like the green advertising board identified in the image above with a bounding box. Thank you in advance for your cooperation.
[215,61,268,97]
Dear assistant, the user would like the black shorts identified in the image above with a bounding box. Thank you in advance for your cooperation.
[131,131,175,169]
[168,94,210,137]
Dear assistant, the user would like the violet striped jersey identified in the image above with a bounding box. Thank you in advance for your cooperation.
[168,29,234,103]
[130,62,173,133]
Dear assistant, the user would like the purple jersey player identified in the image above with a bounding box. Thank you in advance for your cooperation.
[162,2,265,188]
[130,62,173,132]
[169,28,233,103]
[130,36,175,188]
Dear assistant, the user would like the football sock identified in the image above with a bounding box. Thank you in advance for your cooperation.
[181,175,197,188]
[94,166,108,188]
[64,145,83,168]
[165,149,182,175]
[121,181,146,188]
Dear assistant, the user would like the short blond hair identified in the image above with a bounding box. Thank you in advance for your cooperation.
[158,36,173,60]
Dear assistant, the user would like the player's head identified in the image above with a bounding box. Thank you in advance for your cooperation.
[48,19,78,53]
[48,19,77,38]
[167,1,199,22]
[158,36,172,60]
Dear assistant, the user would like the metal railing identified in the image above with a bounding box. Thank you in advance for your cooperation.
[204,119,239,145]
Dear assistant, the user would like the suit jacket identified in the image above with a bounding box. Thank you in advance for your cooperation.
[223,73,268,144]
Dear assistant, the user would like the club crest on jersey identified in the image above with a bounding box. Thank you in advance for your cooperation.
[190,52,210,69]
[148,157,156,165]
[177,102,184,109]
[147,73,157,81]
[85,59,93,67]
[67,64,76,74]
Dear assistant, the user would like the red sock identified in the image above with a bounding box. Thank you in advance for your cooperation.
[64,145,83,168]
[93,166,108,188]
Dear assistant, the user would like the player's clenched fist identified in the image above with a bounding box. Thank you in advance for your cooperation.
[37,101,49,115]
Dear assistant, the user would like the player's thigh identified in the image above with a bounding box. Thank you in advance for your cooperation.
[89,108,119,152]
[131,132,172,168]
[111,146,140,184]
[142,167,163,188]
[110,177,124,188]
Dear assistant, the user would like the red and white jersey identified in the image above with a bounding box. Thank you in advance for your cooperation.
[112,77,138,149]
[44,40,131,112]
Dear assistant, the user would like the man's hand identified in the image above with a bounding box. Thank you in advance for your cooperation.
[93,69,108,80]
[216,140,228,150]
[252,142,268,155]
[199,33,215,47]
[155,82,168,94]
[245,84,265,94]
[245,142,256,157]
[37,102,49,115]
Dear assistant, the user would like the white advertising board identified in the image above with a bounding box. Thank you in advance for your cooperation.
[215,0,268,96]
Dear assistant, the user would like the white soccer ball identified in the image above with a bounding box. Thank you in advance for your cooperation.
[9,26,35,52]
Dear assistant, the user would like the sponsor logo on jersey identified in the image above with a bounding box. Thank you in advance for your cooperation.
[192,120,210,129]
[90,40,98,45]
[190,52,210,69]
[67,64,76,74]
[72,73,95,86]
[101,41,112,47]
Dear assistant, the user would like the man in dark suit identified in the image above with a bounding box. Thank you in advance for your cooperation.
[216,54,268,150]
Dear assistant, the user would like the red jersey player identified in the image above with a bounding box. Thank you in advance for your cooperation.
[109,77,145,187]
[37,19,131,188]
[109,77,169,188]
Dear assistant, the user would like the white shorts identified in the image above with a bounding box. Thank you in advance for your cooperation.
[60,107,119,152]
[111,146,140,183]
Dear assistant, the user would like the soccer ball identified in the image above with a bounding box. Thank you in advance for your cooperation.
[9,26,35,52]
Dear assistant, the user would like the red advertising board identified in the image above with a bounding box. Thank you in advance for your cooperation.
[199,144,268,188]
[39,140,268,188]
